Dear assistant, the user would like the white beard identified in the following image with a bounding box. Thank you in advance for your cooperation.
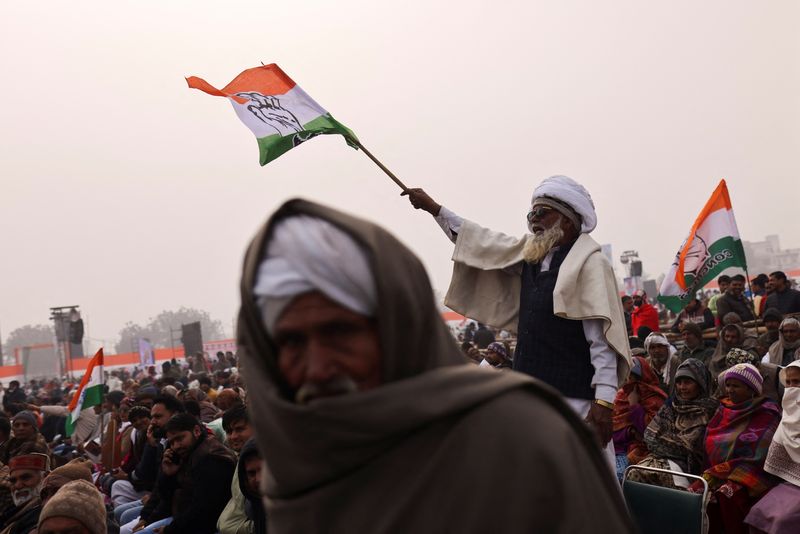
[12,484,41,507]
[522,225,565,264]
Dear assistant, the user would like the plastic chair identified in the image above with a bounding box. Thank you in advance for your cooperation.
[622,464,708,534]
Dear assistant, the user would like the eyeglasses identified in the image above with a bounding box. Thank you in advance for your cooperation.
[781,329,800,335]
[526,206,553,223]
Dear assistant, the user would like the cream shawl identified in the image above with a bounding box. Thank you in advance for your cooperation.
[444,219,632,387]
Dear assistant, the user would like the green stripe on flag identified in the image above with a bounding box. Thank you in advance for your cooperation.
[658,235,747,313]
[256,114,358,166]
[65,384,104,437]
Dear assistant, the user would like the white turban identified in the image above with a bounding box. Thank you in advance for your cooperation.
[644,332,670,353]
[531,175,597,233]
[253,215,377,334]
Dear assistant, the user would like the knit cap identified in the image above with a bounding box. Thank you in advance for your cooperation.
[38,479,106,534]
[49,458,93,483]
[723,363,763,395]
[12,410,38,429]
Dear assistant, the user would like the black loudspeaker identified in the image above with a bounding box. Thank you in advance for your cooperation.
[69,319,84,345]
[630,261,643,277]
[181,322,203,356]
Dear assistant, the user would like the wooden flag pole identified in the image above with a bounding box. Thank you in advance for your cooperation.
[353,140,409,193]
[744,269,760,324]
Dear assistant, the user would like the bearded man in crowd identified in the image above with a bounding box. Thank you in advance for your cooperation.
[765,317,800,367]
[238,199,632,532]
[407,176,631,461]
[643,332,679,394]
[0,453,50,533]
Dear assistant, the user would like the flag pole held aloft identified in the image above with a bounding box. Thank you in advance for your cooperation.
[352,140,408,192]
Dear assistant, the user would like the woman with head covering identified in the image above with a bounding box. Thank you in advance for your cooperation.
[611,356,667,481]
[765,317,800,367]
[627,358,719,488]
[689,363,781,534]
[745,360,800,532]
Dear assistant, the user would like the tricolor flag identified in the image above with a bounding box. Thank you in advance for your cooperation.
[658,180,747,312]
[187,64,358,165]
[66,348,104,437]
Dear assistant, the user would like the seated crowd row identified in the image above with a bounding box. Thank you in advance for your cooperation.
[614,320,800,534]
[0,358,261,534]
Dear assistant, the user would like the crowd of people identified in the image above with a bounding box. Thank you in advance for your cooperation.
[0,352,262,533]
[1,174,799,533]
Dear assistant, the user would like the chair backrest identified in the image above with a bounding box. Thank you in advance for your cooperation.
[622,465,707,534]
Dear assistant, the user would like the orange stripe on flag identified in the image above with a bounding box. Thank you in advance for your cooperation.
[67,348,103,412]
[186,64,297,104]
[676,179,733,290]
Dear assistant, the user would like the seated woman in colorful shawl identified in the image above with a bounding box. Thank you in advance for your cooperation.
[745,361,800,534]
[627,358,719,488]
[689,363,782,534]
[612,356,666,482]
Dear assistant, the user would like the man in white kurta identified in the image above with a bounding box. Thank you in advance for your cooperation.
[407,175,632,465]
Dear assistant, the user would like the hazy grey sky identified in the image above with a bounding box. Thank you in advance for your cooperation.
[2,1,799,351]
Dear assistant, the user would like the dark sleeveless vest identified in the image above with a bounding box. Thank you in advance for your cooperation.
[513,241,595,399]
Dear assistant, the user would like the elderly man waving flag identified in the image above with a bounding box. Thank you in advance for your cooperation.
[407,176,632,465]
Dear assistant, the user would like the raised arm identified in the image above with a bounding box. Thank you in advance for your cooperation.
[405,188,463,243]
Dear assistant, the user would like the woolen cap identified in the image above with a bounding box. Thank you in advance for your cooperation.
[12,410,38,429]
[9,453,49,473]
[723,363,763,395]
[38,480,107,534]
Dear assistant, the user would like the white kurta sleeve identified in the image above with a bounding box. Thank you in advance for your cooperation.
[582,318,619,404]
[433,206,464,244]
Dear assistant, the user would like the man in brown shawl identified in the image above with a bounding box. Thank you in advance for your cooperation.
[237,199,633,533]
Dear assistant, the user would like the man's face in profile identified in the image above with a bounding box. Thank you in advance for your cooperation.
[274,291,382,404]
[622,298,633,313]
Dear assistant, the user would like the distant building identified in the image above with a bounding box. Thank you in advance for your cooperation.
[743,235,800,276]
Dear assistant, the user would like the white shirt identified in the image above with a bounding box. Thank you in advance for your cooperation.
[435,206,618,403]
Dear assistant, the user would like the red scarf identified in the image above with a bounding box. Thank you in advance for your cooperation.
[613,356,667,432]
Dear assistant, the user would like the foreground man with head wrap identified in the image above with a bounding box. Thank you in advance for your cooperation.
[237,199,633,533]
[407,176,632,463]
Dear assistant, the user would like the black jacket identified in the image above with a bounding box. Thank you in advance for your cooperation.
[715,292,755,322]
[158,435,236,534]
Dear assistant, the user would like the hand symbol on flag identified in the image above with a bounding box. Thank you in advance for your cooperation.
[237,92,303,137]
[188,64,358,165]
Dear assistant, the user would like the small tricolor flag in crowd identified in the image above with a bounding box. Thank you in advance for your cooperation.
[658,180,747,312]
[187,64,358,166]
[65,348,104,437]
